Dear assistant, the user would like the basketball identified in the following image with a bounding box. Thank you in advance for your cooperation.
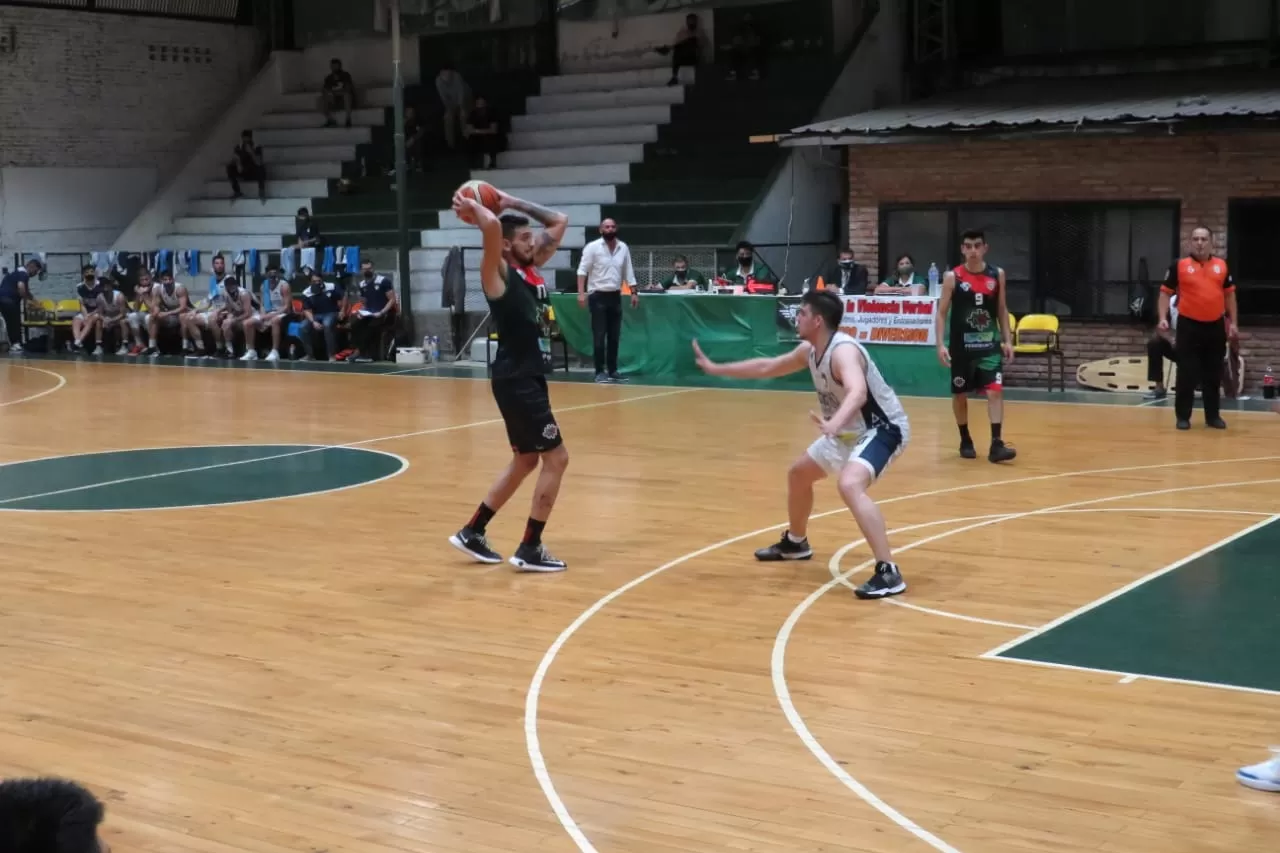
[456,180,501,224]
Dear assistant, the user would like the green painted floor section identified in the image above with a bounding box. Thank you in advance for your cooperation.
[13,352,1280,412]
[0,445,402,511]
[996,516,1280,693]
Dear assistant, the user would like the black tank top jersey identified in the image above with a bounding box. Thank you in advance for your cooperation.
[949,263,1001,355]
[489,264,553,379]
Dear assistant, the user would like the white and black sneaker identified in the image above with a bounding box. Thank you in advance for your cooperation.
[755,531,813,561]
[509,543,567,573]
[855,561,907,599]
[448,528,503,564]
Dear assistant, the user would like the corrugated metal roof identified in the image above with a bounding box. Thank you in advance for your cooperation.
[788,74,1280,138]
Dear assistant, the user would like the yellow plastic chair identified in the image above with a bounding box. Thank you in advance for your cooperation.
[1014,314,1064,391]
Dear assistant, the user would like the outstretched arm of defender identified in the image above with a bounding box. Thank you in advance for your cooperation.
[499,192,568,266]
[454,193,507,300]
[692,339,809,379]
[935,271,954,367]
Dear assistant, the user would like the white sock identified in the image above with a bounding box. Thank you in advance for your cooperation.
[786,531,806,544]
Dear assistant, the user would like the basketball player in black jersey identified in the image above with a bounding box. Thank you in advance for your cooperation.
[448,188,571,572]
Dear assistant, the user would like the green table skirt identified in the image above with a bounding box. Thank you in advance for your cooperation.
[549,293,947,395]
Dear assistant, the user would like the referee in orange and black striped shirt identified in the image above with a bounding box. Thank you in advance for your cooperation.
[1158,226,1238,430]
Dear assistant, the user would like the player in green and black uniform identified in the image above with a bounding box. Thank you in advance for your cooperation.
[448,186,571,572]
[934,229,1016,463]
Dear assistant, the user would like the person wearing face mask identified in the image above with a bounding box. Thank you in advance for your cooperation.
[817,247,867,295]
[576,218,637,383]
[70,265,104,354]
[875,253,926,296]
[721,241,776,290]
[295,207,321,249]
[659,256,708,292]
[347,260,398,363]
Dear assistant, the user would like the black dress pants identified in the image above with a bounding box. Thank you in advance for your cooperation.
[588,290,622,376]
[1174,316,1226,422]
[1146,333,1175,385]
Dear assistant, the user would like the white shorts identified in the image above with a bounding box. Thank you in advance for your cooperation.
[127,311,144,330]
[807,425,907,481]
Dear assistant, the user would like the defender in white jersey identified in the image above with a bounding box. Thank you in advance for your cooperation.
[692,289,909,598]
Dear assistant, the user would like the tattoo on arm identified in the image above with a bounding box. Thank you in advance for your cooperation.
[505,197,561,227]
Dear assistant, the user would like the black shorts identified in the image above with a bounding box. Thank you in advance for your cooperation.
[950,355,1004,395]
[491,375,562,454]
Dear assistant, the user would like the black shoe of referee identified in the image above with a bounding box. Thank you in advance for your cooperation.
[1207,416,1227,429]
[449,528,503,564]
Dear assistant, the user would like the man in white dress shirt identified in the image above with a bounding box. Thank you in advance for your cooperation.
[576,218,637,383]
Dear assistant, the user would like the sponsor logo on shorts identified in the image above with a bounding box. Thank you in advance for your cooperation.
[953,376,965,388]
[542,423,559,440]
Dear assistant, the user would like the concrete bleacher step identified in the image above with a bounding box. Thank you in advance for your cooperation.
[471,163,631,188]
[253,126,371,147]
[411,248,571,271]
[157,233,281,251]
[526,86,684,114]
[509,125,658,151]
[420,226,587,249]
[171,215,295,236]
[202,179,329,199]
[498,144,646,169]
[261,145,356,164]
[187,198,313,217]
[512,105,671,133]
[436,204,601,230]
[256,107,386,130]
[254,162,343,180]
[274,87,393,113]
[508,185,616,205]
[539,66,693,95]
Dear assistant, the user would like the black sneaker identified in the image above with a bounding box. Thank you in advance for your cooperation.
[854,561,907,599]
[1176,419,1191,430]
[607,373,628,383]
[448,528,503,564]
[755,531,813,561]
[1207,417,1227,429]
[988,441,1016,463]
[510,543,567,573]
[593,373,609,384]
[959,441,977,459]
[1143,389,1167,400]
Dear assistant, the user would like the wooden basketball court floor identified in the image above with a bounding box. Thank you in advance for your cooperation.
[1,356,1279,853]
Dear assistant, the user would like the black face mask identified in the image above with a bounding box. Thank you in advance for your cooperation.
[737,255,752,266]
[838,260,855,270]
[898,266,914,277]
[674,269,687,278]
[363,270,374,280]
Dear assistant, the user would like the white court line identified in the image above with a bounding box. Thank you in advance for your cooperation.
[776,487,1280,853]
[981,511,1280,660]
[1119,674,1139,684]
[0,388,692,512]
[0,365,67,408]
[18,355,1280,415]
[525,459,1280,853]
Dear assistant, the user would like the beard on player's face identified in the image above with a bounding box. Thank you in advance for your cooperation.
[506,235,536,266]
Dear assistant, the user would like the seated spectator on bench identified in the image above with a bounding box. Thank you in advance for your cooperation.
[143,270,189,356]
[0,257,41,354]
[227,130,265,201]
[348,261,397,363]
[182,254,233,359]
[242,264,294,362]
[217,277,253,359]
[664,13,706,86]
[465,97,502,169]
[0,776,109,853]
[726,13,766,81]
[298,271,346,362]
[71,265,103,354]
[436,63,469,152]
[97,276,135,356]
[125,269,152,355]
[321,58,355,128]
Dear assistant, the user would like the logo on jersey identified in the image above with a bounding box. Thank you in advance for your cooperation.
[959,281,971,291]
[542,423,559,440]
[953,376,966,388]
[966,308,992,331]
[1213,264,1222,275]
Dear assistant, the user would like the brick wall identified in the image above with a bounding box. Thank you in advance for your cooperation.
[1005,320,1280,393]
[847,131,1280,273]
[0,6,261,177]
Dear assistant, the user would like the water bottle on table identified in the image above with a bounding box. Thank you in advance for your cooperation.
[928,263,940,296]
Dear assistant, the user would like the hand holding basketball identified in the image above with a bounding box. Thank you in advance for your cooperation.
[454,180,502,225]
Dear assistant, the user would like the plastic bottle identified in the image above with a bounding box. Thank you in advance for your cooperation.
[928,263,940,294]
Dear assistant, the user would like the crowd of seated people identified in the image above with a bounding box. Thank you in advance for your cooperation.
[7,253,399,365]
